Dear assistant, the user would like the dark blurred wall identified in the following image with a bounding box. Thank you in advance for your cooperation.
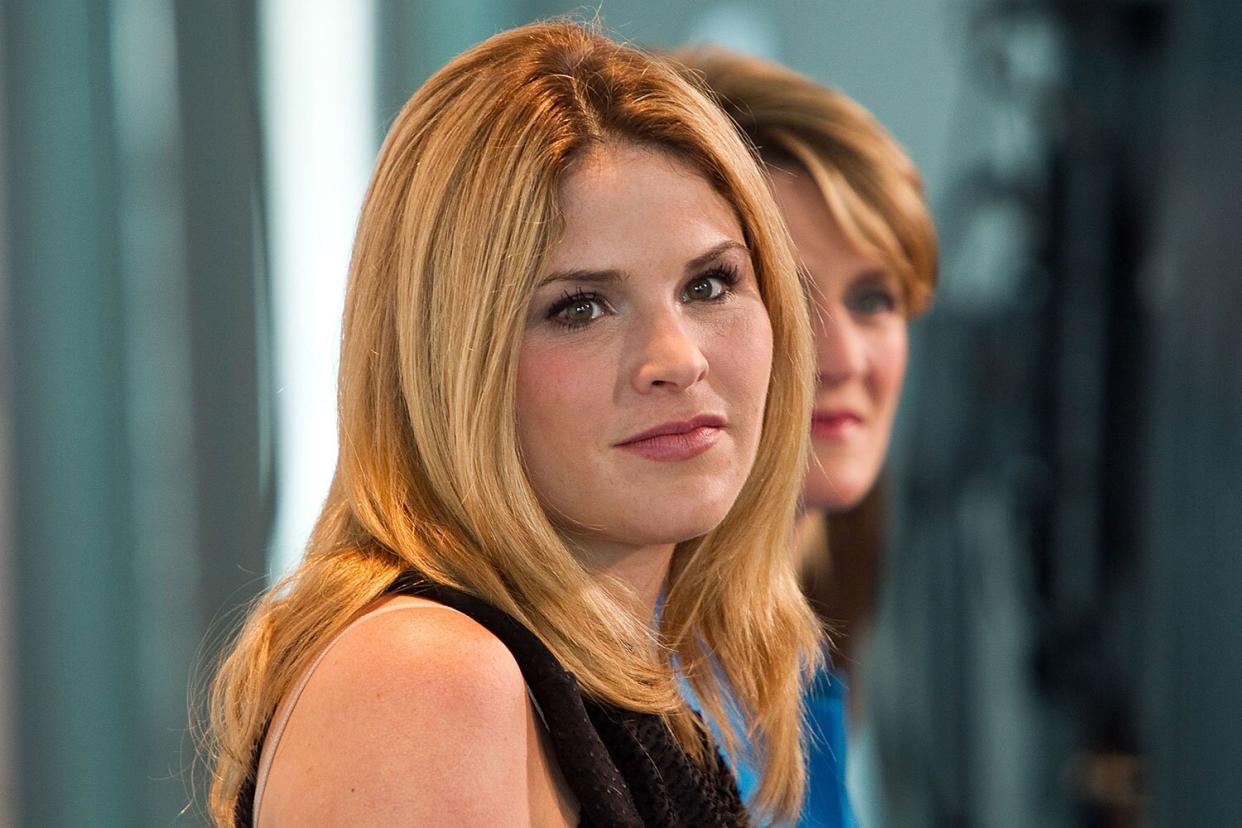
[0,7,13,824]
[876,1,1242,826]
[1143,0,1242,824]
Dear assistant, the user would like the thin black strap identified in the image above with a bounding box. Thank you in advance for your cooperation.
[386,571,644,828]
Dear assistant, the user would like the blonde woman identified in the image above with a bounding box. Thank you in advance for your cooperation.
[203,21,825,828]
[673,47,939,827]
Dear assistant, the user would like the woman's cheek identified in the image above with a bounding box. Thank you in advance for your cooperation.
[868,322,908,401]
[517,340,611,441]
[708,307,774,402]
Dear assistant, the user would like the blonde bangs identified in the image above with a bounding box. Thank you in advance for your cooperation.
[767,128,931,317]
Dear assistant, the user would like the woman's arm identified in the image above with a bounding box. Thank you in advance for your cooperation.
[257,599,534,826]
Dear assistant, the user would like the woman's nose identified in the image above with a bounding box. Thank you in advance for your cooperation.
[630,311,710,394]
[815,306,866,384]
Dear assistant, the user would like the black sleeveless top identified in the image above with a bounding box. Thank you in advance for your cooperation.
[234,571,749,827]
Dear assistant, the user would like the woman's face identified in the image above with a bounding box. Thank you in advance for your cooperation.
[516,142,773,557]
[769,167,908,513]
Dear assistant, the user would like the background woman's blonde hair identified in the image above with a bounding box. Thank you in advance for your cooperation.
[672,46,938,315]
[203,20,821,825]
[671,46,939,669]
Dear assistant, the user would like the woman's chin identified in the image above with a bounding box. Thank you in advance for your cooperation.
[802,467,875,515]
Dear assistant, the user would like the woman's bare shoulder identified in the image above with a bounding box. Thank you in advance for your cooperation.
[258,595,532,826]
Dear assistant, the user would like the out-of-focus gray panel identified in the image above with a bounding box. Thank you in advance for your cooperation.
[1143,1,1242,824]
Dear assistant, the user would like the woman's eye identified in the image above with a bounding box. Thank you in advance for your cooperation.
[848,288,898,315]
[682,272,732,303]
[548,292,606,328]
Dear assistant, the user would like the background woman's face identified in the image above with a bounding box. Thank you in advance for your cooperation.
[770,168,909,513]
[515,142,773,555]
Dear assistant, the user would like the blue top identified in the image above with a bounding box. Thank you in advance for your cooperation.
[796,668,858,828]
[663,583,855,827]
[700,666,857,828]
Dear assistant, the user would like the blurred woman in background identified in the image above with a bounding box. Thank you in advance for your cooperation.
[674,46,939,827]
[203,21,825,828]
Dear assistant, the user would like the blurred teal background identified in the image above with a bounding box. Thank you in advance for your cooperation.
[2,1,1239,826]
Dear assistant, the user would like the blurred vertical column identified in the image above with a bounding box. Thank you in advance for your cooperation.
[0,0,271,823]
[261,0,376,578]
[1142,0,1242,824]
[111,0,208,823]
[873,6,1071,825]
[3,3,142,824]
[171,0,271,643]
[1034,3,1168,824]
[0,7,13,828]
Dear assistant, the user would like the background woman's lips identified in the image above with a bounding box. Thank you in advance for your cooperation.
[810,411,862,440]
[616,425,723,461]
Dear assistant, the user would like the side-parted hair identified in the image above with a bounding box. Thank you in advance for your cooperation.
[671,46,938,315]
[204,21,821,825]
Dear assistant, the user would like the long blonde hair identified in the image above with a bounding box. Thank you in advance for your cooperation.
[672,46,938,314]
[672,47,940,659]
[205,21,820,824]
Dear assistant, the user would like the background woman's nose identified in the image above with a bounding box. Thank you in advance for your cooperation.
[815,309,866,384]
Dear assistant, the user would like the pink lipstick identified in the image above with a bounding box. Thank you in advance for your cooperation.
[615,415,725,462]
[810,411,861,441]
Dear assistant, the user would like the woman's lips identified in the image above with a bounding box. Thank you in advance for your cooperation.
[615,416,725,461]
[810,411,862,440]
[616,426,722,461]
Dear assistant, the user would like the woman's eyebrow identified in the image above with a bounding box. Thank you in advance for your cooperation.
[851,267,892,284]
[536,240,749,287]
[684,240,750,273]
[536,267,628,288]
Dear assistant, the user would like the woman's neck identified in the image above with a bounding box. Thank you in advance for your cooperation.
[567,535,676,621]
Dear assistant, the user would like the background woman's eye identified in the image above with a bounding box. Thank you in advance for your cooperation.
[848,288,898,315]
